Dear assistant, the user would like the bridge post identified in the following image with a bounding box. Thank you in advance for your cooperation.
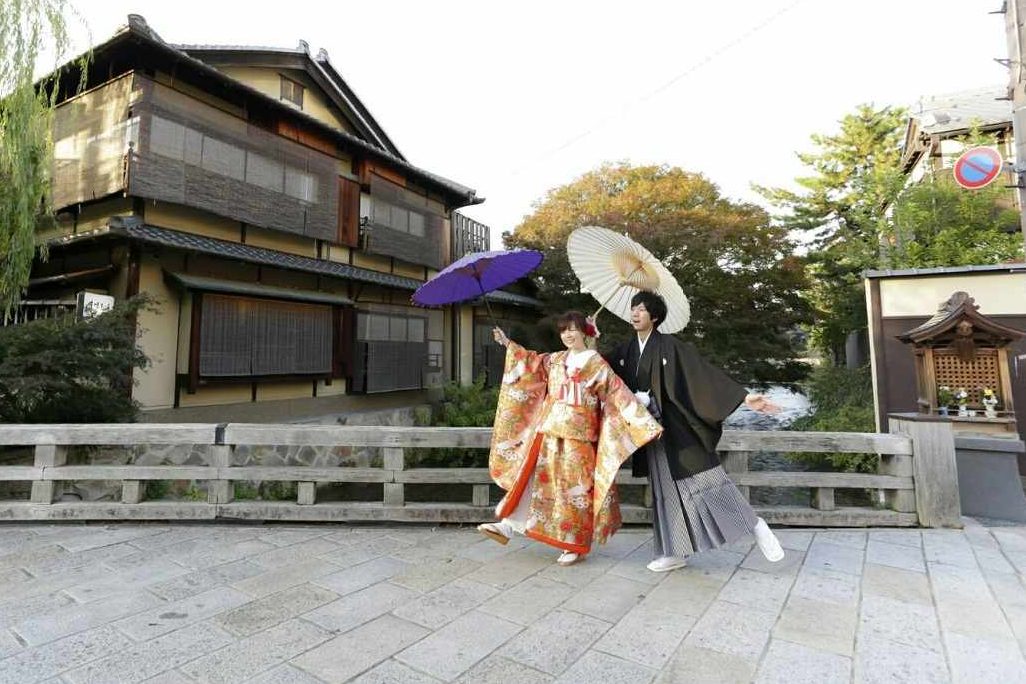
[889,414,961,528]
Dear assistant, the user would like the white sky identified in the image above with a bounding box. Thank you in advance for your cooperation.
[61,0,1008,247]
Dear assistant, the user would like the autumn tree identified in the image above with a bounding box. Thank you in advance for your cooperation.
[505,162,811,385]
[0,0,87,317]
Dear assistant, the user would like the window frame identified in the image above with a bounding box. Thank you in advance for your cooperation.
[186,291,351,392]
[350,310,430,393]
[279,75,305,110]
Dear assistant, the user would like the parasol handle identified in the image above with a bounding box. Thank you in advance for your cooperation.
[477,277,499,329]
[589,262,646,322]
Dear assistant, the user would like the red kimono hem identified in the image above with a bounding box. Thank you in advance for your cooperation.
[495,433,543,520]
[525,529,591,555]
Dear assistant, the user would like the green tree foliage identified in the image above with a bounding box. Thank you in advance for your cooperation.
[505,162,812,384]
[0,296,152,422]
[885,174,1023,269]
[0,0,87,317]
[409,375,498,467]
[756,105,908,365]
[760,109,1025,364]
[788,365,878,473]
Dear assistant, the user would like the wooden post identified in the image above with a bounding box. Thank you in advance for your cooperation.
[297,482,316,505]
[472,484,490,507]
[723,450,750,502]
[812,487,835,511]
[383,447,404,506]
[122,481,144,504]
[879,450,916,514]
[31,445,67,504]
[207,445,234,504]
[889,414,961,528]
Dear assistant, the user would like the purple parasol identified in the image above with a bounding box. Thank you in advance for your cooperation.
[412,249,543,319]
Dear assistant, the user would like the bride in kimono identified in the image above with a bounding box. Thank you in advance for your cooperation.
[477,311,663,566]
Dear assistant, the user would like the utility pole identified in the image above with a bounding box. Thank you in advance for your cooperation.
[1003,0,1026,256]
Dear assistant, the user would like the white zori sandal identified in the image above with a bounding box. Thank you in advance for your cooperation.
[557,551,583,566]
[477,521,512,545]
[646,556,687,573]
[753,518,785,562]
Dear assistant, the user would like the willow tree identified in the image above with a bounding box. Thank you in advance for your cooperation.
[0,0,86,317]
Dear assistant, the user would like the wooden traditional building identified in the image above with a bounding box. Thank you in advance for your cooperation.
[24,15,539,421]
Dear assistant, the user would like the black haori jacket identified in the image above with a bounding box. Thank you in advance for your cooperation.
[607,330,748,480]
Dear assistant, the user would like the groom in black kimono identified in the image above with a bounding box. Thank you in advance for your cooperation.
[606,291,784,572]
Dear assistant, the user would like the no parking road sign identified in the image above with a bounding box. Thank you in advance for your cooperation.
[953,146,1004,189]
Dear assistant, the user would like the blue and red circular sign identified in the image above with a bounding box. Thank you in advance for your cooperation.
[953,146,1004,189]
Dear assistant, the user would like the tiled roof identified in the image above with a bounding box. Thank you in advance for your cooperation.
[479,290,543,307]
[110,219,422,290]
[67,16,480,205]
[104,219,540,308]
[908,86,1011,136]
[164,272,354,305]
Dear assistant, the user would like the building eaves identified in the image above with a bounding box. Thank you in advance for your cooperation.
[313,55,405,161]
[64,15,481,207]
[907,85,1011,137]
[865,263,1026,279]
[92,218,540,308]
[480,291,543,307]
[107,218,422,290]
[164,272,354,306]
[175,42,405,160]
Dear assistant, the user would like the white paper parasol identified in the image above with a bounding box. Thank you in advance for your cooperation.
[567,226,690,334]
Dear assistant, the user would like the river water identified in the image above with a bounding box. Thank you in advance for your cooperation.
[726,385,814,506]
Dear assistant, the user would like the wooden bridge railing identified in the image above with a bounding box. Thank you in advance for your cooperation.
[0,415,960,527]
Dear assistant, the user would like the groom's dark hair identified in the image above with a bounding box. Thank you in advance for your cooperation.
[630,291,667,329]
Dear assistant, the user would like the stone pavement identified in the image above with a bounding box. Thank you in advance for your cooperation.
[1,519,1026,683]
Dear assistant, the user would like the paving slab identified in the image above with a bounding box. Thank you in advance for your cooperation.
[499,608,611,675]
[554,649,656,684]
[289,614,429,683]
[391,576,499,629]
[305,581,418,634]
[395,609,522,680]
[0,519,1023,684]
[753,639,851,684]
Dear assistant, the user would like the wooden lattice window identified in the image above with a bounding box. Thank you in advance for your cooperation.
[198,294,331,377]
[933,349,1000,406]
[350,311,427,393]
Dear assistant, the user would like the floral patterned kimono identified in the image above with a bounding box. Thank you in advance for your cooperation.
[488,341,663,555]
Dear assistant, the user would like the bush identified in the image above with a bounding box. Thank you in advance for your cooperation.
[0,296,153,422]
[788,364,878,473]
[409,375,498,468]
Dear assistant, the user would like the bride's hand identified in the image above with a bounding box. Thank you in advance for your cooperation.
[492,327,510,347]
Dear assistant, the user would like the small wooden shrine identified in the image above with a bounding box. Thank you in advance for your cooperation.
[897,291,1023,433]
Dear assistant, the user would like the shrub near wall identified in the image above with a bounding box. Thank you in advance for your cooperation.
[409,375,498,468]
[0,296,152,423]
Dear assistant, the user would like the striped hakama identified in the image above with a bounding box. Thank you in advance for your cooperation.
[647,441,758,558]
